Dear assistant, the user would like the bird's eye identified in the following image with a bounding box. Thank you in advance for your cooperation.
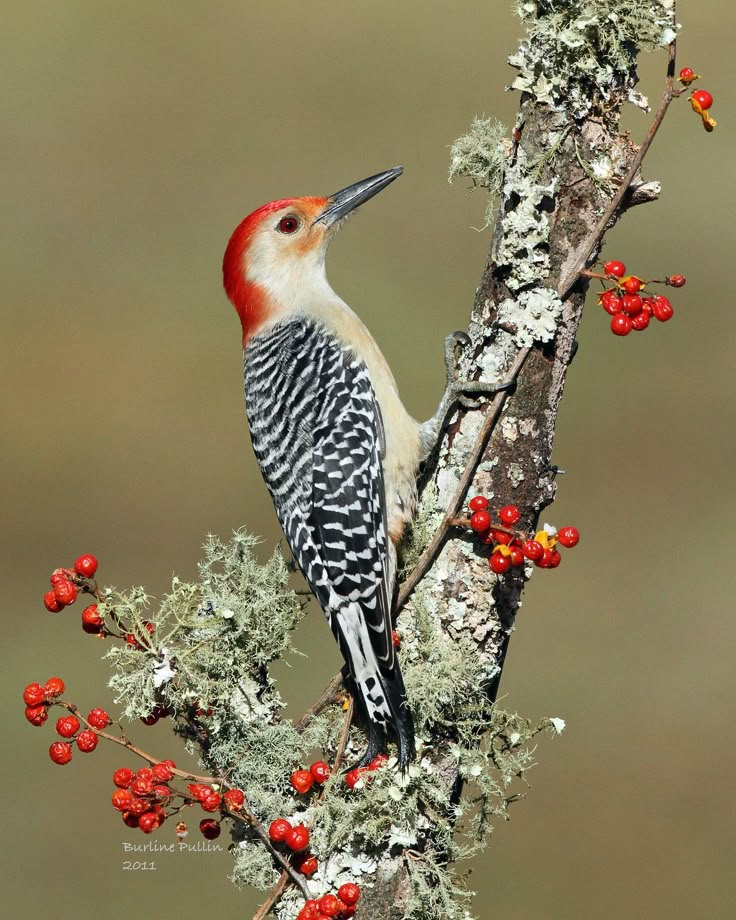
[278,216,300,234]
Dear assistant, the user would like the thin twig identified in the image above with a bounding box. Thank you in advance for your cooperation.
[396,345,531,612]
[294,671,345,732]
[558,34,678,300]
[253,873,289,920]
[331,697,355,776]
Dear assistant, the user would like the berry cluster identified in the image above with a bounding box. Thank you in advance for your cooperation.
[594,260,683,337]
[296,885,362,920]
[290,759,332,794]
[43,554,98,616]
[680,68,717,132]
[466,497,579,572]
[22,675,251,839]
[23,676,109,761]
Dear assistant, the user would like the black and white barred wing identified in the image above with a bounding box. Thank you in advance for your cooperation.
[243,319,394,670]
[310,385,395,673]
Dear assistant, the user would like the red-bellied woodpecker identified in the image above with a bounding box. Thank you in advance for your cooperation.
[223,168,506,766]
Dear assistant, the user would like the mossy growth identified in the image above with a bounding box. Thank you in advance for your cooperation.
[448,117,510,230]
[101,529,560,917]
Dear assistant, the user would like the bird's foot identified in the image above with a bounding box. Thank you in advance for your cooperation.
[439,329,515,412]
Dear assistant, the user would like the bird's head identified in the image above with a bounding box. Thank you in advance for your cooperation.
[223,167,403,343]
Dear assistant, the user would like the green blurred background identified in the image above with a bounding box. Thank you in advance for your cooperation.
[3,2,733,917]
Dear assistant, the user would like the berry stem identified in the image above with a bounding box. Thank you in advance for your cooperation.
[450,517,517,537]
[54,701,218,783]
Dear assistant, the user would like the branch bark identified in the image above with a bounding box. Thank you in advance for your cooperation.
[356,25,678,920]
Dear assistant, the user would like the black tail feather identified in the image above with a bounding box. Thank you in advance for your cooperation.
[344,661,415,769]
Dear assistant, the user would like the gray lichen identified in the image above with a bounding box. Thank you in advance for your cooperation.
[509,1,676,119]
[496,287,564,348]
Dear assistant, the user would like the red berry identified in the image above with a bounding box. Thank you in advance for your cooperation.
[489,552,512,574]
[603,260,626,278]
[468,495,488,512]
[470,510,491,532]
[132,776,154,796]
[317,895,344,917]
[679,67,695,81]
[151,763,174,783]
[297,854,319,877]
[691,89,713,110]
[161,759,176,770]
[113,767,135,788]
[44,677,65,698]
[487,528,512,546]
[652,296,674,322]
[127,797,149,816]
[537,548,554,568]
[622,276,643,294]
[199,818,221,840]
[310,761,331,784]
[621,293,643,316]
[87,708,111,729]
[392,629,401,649]
[548,549,562,568]
[610,314,633,336]
[49,741,73,765]
[345,768,365,790]
[557,526,580,548]
[76,729,98,752]
[299,901,322,920]
[138,811,161,834]
[23,682,46,706]
[44,591,64,612]
[285,824,310,852]
[200,792,222,813]
[631,309,651,332]
[152,784,171,801]
[498,504,520,526]
[74,554,98,578]
[137,767,154,782]
[25,704,48,726]
[187,783,210,801]
[600,290,623,315]
[81,604,104,633]
[56,715,80,738]
[122,812,139,828]
[224,788,246,810]
[338,883,361,906]
[53,580,78,606]
[509,546,525,567]
[290,769,314,794]
[140,712,159,726]
[368,753,389,771]
[668,274,686,288]
[112,789,133,812]
[521,540,544,561]
[49,569,73,586]
[268,818,292,842]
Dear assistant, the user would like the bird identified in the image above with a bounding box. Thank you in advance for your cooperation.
[223,167,505,766]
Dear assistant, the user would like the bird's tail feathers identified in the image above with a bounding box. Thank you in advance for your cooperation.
[334,604,415,768]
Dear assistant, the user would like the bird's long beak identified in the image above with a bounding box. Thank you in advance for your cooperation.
[314,166,403,226]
